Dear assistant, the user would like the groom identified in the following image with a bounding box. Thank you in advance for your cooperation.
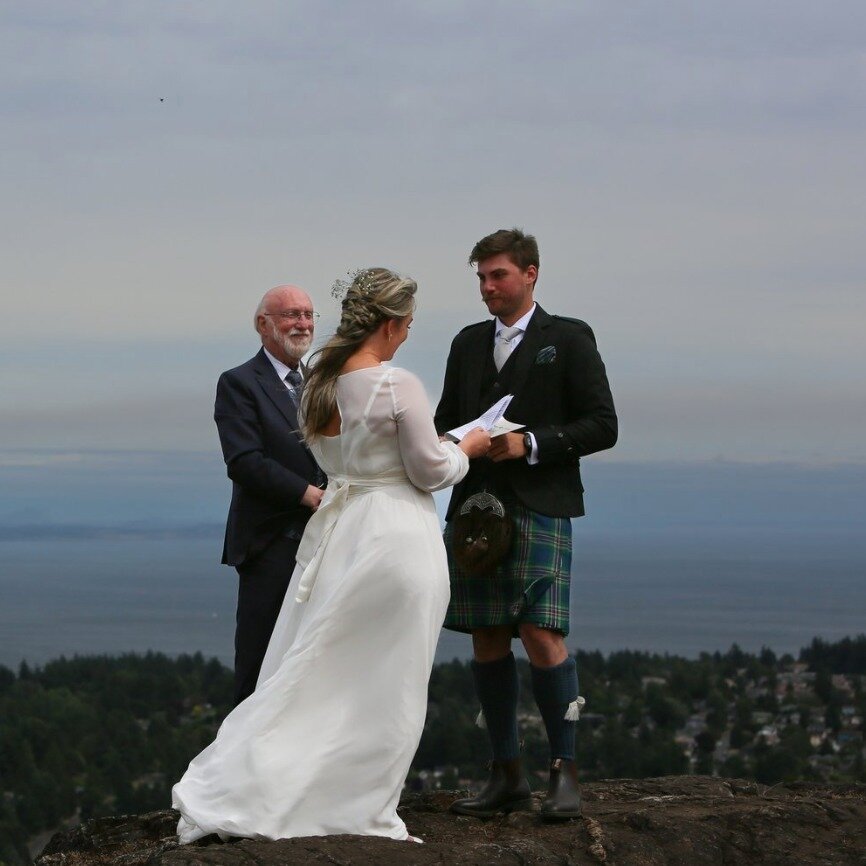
[435,229,617,819]
[215,284,325,706]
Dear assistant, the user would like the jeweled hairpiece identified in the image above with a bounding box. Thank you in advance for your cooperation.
[330,268,376,301]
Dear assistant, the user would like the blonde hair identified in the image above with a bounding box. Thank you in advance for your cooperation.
[301,267,417,440]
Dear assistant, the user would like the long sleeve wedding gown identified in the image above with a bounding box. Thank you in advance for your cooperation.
[172,365,468,842]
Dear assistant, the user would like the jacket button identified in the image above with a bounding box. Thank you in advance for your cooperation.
[557,432,564,439]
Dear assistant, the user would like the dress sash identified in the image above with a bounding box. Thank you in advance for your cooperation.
[294,471,410,603]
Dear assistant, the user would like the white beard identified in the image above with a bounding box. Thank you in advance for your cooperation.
[270,321,312,362]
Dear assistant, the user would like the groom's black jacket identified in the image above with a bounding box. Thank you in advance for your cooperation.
[215,348,322,567]
[434,305,617,520]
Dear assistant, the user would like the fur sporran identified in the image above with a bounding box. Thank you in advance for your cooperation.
[451,491,513,575]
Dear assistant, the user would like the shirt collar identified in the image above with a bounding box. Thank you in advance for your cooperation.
[495,303,536,336]
[263,347,300,382]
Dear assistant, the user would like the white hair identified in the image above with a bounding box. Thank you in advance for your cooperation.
[253,296,267,332]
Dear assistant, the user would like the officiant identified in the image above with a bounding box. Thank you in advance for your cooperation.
[214,284,325,706]
[434,228,617,820]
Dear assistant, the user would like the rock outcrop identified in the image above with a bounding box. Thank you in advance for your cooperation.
[36,776,866,865]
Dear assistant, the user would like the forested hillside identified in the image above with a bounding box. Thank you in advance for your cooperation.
[2,637,864,865]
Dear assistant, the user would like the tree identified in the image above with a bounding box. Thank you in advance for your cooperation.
[729,725,751,749]
[645,686,686,730]
[705,691,729,737]
[759,646,777,667]
[0,666,14,695]
[825,702,842,733]
[753,743,803,784]
[695,730,717,755]
[721,754,748,778]
[814,668,834,704]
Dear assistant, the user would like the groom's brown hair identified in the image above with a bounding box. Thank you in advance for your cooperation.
[469,227,539,273]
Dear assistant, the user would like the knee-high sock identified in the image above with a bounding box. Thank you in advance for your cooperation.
[530,656,579,761]
[472,652,520,761]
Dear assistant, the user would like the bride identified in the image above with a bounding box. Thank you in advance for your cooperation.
[172,267,490,843]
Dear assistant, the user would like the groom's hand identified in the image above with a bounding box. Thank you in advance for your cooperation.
[488,432,527,462]
[300,485,325,511]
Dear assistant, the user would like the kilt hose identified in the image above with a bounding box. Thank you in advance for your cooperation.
[443,498,573,635]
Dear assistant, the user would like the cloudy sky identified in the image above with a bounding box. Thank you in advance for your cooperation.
[2,2,865,523]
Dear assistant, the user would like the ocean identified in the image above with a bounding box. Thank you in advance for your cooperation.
[2,529,863,670]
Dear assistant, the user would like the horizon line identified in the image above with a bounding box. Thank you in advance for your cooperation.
[1,447,865,471]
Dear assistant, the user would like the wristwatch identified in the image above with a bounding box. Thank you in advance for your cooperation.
[523,431,533,454]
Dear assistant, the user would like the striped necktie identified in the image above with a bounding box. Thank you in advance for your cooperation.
[285,369,303,406]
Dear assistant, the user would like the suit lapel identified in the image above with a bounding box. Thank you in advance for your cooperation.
[464,321,495,418]
[251,350,317,465]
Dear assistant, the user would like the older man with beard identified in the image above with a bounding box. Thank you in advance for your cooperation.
[215,284,326,705]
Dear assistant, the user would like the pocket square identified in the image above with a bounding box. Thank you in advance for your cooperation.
[535,345,556,365]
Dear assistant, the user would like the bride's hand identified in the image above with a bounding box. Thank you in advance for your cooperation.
[301,484,325,511]
[458,427,491,459]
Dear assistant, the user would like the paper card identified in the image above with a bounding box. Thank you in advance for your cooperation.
[447,395,524,440]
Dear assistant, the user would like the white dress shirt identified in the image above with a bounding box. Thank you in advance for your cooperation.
[263,347,302,391]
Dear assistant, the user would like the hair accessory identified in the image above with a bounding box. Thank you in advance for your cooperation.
[330,268,376,301]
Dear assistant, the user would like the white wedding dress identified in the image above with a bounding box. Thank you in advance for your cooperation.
[172,365,468,843]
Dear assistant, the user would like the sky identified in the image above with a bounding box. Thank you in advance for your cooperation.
[1,1,865,529]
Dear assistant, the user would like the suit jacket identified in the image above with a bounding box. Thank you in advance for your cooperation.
[215,348,323,566]
[434,305,617,520]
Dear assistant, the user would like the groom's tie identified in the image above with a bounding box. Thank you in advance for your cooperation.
[285,369,304,406]
[494,326,522,371]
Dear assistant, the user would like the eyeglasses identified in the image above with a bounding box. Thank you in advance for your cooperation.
[263,310,320,322]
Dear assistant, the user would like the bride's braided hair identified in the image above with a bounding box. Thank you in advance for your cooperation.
[301,267,417,440]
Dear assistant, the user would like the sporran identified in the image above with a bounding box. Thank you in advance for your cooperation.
[451,491,514,575]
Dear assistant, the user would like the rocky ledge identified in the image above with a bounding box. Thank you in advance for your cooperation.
[36,776,866,865]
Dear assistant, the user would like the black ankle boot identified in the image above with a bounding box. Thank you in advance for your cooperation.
[450,758,532,817]
[539,758,582,820]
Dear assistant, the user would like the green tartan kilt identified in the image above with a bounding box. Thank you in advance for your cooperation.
[443,499,573,635]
